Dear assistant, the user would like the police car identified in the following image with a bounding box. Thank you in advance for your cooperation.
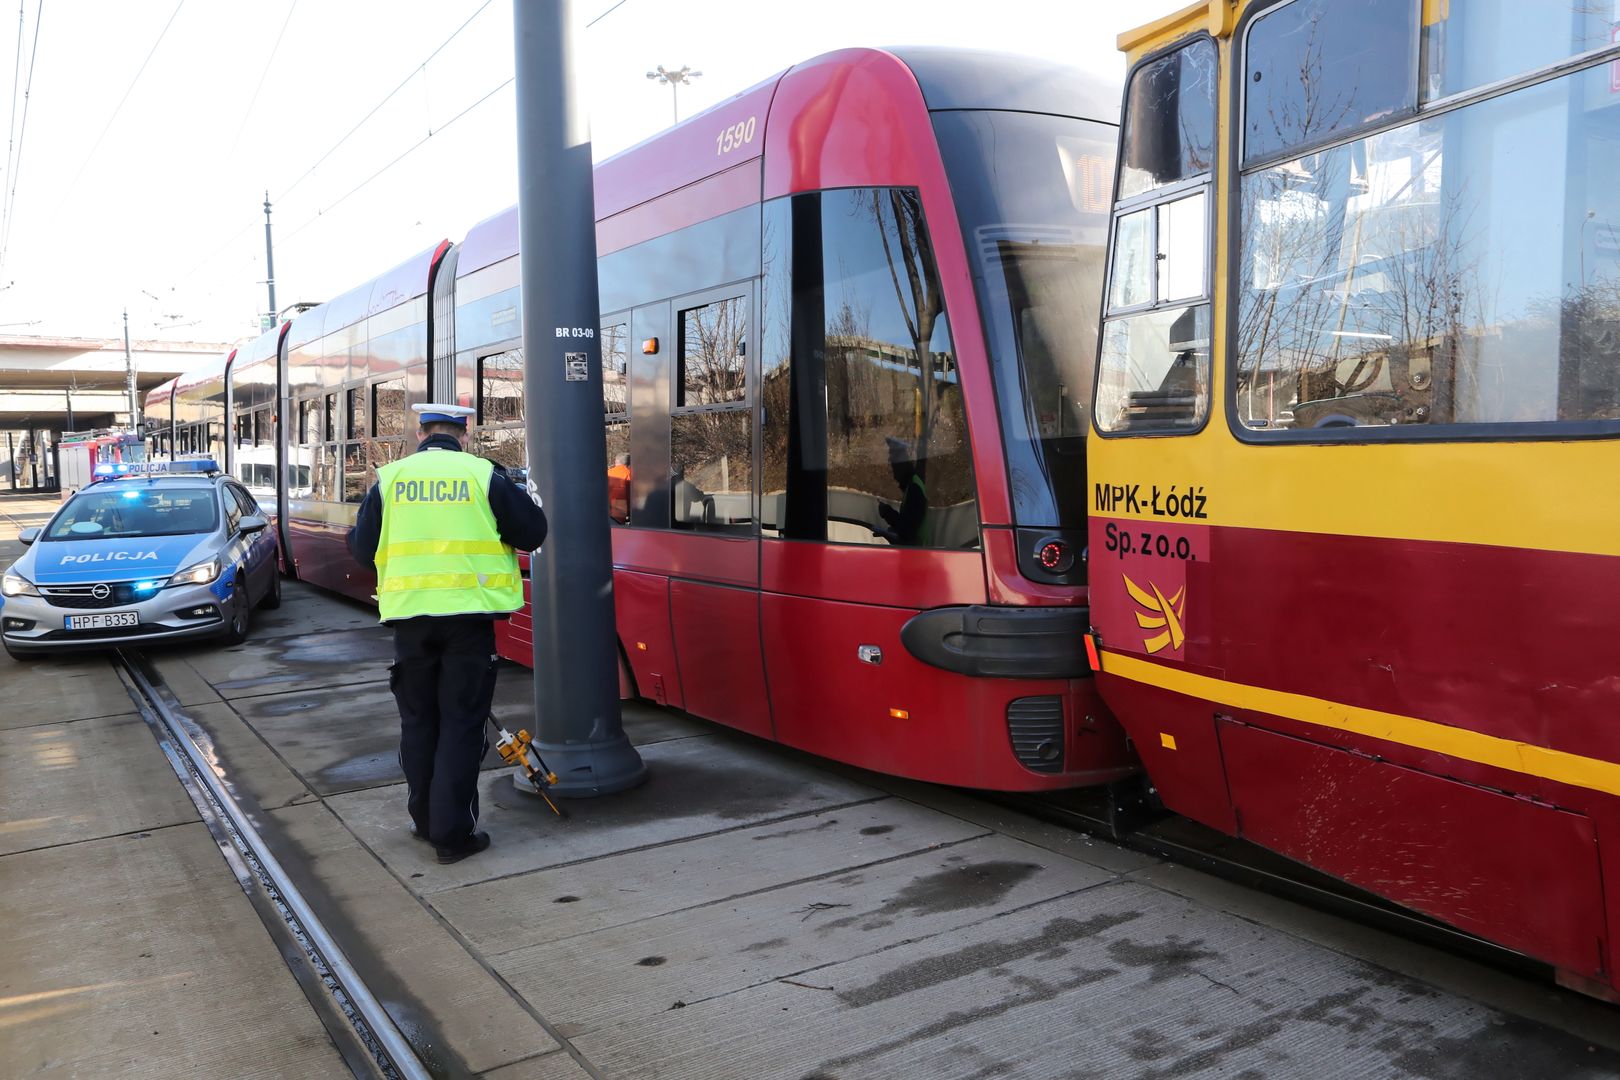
[0,459,280,659]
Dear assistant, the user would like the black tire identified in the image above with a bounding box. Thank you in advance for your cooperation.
[220,580,250,645]
[258,568,282,610]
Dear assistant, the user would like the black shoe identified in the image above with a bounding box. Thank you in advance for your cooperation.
[434,831,491,865]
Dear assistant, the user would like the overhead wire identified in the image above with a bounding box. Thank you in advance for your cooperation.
[227,0,299,157]
[275,0,493,203]
[3,2,22,207]
[169,0,495,293]
[278,74,514,246]
[57,0,185,206]
[0,0,41,279]
[587,0,631,27]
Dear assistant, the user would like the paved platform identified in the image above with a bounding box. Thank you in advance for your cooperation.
[0,494,349,1078]
[129,577,1620,1076]
[5,493,1620,1078]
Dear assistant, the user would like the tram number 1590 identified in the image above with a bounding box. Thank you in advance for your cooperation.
[1103,522,1195,561]
[716,116,757,156]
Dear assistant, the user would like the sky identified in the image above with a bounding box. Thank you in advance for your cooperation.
[0,0,1187,346]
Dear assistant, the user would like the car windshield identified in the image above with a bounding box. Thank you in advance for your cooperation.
[44,485,219,539]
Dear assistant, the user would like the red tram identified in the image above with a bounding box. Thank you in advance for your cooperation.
[157,47,1136,792]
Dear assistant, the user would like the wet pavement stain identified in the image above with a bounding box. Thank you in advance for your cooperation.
[1105,936,1221,984]
[837,911,1141,1008]
[740,937,788,953]
[553,895,580,904]
[859,825,895,836]
[821,968,1117,1074]
[635,956,666,967]
[817,860,1045,935]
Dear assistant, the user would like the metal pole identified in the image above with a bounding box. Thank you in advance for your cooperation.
[671,80,677,124]
[123,309,138,429]
[263,192,277,328]
[5,430,14,490]
[512,0,645,797]
[64,385,73,433]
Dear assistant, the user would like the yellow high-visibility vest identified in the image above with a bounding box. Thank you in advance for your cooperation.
[374,451,522,621]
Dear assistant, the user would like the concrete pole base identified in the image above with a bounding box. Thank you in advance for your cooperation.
[510,735,648,798]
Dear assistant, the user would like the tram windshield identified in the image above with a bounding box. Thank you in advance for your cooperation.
[933,110,1116,528]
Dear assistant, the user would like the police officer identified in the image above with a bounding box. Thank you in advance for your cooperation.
[347,404,548,864]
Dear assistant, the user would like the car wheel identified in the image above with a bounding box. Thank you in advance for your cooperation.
[220,581,250,645]
[2,639,35,661]
[259,568,282,610]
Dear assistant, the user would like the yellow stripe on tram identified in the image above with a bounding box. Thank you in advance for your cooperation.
[1101,651,1620,799]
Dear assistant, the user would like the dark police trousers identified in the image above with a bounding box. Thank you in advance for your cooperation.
[388,614,498,847]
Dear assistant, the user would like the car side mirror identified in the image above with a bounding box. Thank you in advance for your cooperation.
[18,527,38,546]
[239,515,269,535]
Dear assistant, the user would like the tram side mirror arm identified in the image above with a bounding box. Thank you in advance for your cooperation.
[18,527,37,546]
[238,516,269,535]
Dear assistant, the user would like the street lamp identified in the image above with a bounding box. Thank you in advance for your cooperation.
[646,64,701,125]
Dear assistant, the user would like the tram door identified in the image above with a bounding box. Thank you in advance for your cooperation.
[631,293,772,739]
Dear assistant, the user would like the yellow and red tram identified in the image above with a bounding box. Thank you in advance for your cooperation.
[1089,0,1620,999]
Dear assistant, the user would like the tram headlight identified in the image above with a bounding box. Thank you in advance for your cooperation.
[1,571,39,598]
[167,558,220,587]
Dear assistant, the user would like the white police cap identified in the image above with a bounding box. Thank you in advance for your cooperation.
[412,403,477,425]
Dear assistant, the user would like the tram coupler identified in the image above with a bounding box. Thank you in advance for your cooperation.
[1103,774,1165,840]
[487,716,567,819]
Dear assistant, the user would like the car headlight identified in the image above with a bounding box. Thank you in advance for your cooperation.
[1,572,39,598]
[167,558,221,587]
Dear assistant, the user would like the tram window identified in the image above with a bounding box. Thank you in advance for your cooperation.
[761,188,978,549]
[603,320,630,525]
[1244,0,1417,166]
[373,379,407,437]
[298,399,316,446]
[670,411,751,530]
[1096,306,1211,433]
[1235,58,1620,433]
[669,294,750,532]
[324,394,338,442]
[1421,0,1617,104]
[678,298,746,405]
[346,387,366,440]
[478,349,523,424]
[343,442,367,503]
[1120,36,1216,199]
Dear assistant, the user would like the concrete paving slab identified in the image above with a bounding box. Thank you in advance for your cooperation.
[0,823,347,1079]
[435,797,992,956]
[0,713,198,855]
[0,653,140,730]
[478,1050,594,1079]
[329,732,885,895]
[572,878,1620,1080]
[177,701,316,812]
[613,699,713,747]
[261,800,559,1075]
[495,832,1118,1037]
[225,678,509,795]
[173,625,394,700]
[1127,858,1620,1053]
[246,580,380,640]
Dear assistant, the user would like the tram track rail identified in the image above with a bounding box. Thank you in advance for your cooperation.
[996,785,1553,986]
[114,647,432,1080]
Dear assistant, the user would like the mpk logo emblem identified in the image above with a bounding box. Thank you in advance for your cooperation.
[1125,574,1185,655]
